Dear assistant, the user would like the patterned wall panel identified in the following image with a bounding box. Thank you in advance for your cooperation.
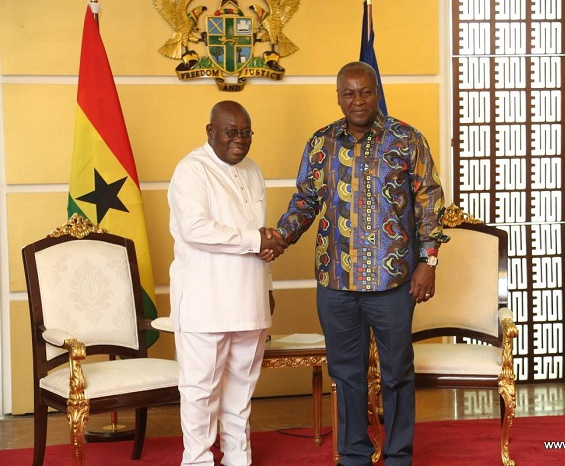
[452,0,564,382]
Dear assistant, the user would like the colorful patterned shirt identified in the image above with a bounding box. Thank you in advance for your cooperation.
[277,116,447,292]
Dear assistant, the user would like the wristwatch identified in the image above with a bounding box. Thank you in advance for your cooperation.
[419,256,438,267]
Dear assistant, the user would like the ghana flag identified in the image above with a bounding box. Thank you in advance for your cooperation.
[68,4,158,345]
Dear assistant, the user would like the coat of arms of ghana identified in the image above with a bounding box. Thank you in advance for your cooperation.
[153,0,301,91]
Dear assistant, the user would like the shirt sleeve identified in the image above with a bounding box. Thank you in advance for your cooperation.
[409,131,448,257]
[169,159,261,254]
[276,137,323,243]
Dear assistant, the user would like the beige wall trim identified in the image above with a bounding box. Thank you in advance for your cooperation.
[1,74,440,86]
[4,180,301,192]
[438,0,453,204]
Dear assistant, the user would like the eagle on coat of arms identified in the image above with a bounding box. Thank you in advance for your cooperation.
[153,0,208,60]
[249,0,300,57]
[153,0,301,90]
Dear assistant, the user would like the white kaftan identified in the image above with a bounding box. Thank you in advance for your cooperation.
[168,142,272,333]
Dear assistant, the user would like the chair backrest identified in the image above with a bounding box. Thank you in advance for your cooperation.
[412,222,508,346]
[22,226,147,377]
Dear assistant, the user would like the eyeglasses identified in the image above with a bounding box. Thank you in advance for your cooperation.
[223,129,254,139]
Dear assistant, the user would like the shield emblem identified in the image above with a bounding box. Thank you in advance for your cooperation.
[207,15,254,74]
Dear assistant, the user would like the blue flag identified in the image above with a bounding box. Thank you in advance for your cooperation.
[360,1,388,115]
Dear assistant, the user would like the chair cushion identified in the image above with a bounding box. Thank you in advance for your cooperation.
[40,358,178,399]
[414,343,502,376]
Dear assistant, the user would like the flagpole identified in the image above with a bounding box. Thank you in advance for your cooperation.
[366,0,373,42]
[364,2,384,420]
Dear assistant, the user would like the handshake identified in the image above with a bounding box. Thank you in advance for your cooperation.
[258,227,288,262]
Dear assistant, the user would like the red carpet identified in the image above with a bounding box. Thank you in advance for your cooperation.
[1,416,564,465]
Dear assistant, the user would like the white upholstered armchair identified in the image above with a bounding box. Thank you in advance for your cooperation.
[22,214,179,466]
[408,205,518,466]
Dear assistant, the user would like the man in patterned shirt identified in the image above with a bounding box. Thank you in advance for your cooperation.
[274,61,447,466]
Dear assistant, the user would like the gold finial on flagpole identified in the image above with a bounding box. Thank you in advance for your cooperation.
[88,0,100,24]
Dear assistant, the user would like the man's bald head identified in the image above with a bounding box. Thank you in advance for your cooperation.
[206,101,253,165]
[209,101,251,126]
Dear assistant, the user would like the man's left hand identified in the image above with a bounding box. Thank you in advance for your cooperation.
[410,263,436,303]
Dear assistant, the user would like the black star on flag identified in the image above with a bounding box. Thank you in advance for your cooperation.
[77,169,129,223]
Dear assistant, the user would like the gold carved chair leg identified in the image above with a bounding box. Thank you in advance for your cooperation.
[312,365,323,447]
[499,386,516,466]
[331,382,340,465]
[499,316,518,466]
[65,339,90,466]
[367,331,382,464]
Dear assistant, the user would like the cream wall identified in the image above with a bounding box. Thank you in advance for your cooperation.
[0,0,447,414]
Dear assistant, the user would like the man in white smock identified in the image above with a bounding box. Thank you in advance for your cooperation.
[168,100,286,466]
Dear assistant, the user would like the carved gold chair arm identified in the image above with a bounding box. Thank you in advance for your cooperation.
[499,308,518,338]
[63,338,87,398]
[62,338,90,466]
[498,307,518,373]
[501,319,518,341]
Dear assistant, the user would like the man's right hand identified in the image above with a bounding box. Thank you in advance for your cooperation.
[258,227,287,262]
